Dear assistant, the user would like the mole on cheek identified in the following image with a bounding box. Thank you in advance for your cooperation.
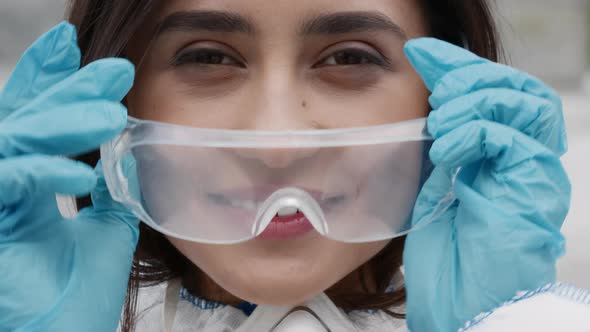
[302,100,307,108]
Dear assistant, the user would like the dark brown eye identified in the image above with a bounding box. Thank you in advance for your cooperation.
[316,48,391,69]
[172,49,243,67]
[332,51,370,65]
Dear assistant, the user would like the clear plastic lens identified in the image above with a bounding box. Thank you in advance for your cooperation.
[101,117,454,244]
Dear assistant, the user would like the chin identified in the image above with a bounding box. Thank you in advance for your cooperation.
[225,279,328,306]
[212,260,339,306]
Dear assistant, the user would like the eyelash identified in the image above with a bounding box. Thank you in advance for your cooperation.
[171,48,245,67]
[171,48,391,69]
[316,48,392,69]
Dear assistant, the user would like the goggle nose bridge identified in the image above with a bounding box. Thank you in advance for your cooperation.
[252,187,330,236]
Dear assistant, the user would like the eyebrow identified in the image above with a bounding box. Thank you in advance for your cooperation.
[154,10,407,40]
[300,11,408,40]
[155,10,256,36]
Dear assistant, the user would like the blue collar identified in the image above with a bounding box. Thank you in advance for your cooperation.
[180,287,258,316]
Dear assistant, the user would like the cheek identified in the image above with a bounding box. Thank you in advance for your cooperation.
[129,76,258,130]
[168,236,389,305]
[304,73,430,128]
[128,72,195,123]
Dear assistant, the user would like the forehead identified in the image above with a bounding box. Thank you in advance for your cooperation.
[149,0,428,38]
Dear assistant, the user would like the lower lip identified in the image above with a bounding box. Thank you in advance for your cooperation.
[257,211,314,240]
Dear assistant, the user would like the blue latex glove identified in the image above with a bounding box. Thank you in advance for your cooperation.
[0,22,138,331]
[403,38,570,332]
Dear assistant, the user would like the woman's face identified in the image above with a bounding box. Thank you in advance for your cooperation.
[127,0,429,305]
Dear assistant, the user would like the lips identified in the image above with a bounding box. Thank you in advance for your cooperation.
[207,185,350,215]
[203,184,349,240]
[257,211,315,240]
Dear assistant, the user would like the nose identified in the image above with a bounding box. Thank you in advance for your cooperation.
[232,72,321,168]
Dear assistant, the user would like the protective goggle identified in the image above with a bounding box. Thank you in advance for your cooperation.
[100,116,455,244]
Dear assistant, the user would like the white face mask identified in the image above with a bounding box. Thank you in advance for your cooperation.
[234,293,361,332]
[269,309,331,332]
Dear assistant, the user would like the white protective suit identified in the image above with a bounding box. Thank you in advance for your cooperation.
[123,277,590,332]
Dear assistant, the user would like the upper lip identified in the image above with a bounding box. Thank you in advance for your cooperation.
[212,185,342,202]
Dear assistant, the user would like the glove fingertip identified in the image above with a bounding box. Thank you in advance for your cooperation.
[85,58,136,102]
[428,138,450,166]
[429,121,503,168]
[60,160,99,195]
[107,58,136,96]
[102,101,129,136]
[33,156,98,196]
[426,111,440,138]
[0,22,82,114]
[551,240,566,260]
[404,38,489,93]
[45,21,81,71]
[404,38,442,91]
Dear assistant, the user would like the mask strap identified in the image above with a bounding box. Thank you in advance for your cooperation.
[163,279,182,332]
[56,194,78,218]
[236,293,359,332]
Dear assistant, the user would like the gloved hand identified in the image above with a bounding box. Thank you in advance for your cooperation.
[0,22,138,331]
[402,38,570,332]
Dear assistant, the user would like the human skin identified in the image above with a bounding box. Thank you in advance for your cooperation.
[126,0,430,306]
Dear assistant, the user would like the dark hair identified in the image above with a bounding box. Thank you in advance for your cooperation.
[67,1,502,331]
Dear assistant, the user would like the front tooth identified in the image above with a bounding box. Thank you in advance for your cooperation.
[277,206,298,216]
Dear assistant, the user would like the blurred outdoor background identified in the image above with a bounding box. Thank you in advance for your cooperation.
[0,1,588,288]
